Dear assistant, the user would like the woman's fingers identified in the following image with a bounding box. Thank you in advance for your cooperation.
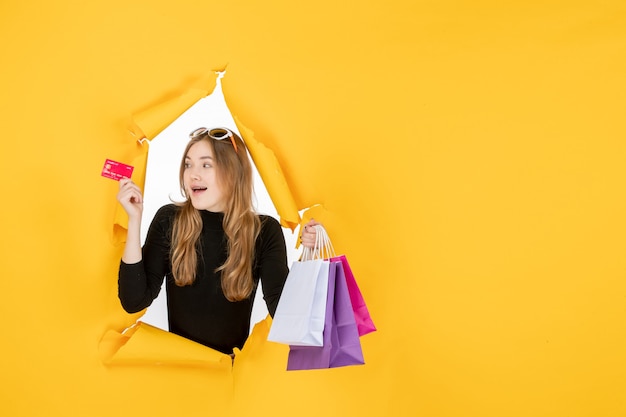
[119,178,138,192]
[117,178,144,217]
[300,219,319,248]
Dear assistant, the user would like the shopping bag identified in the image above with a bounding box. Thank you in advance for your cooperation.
[287,260,365,370]
[301,223,376,337]
[267,259,330,346]
[330,255,377,336]
[285,260,336,369]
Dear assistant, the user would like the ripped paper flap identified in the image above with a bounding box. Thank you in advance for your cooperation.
[130,73,218,140]
[100,321,232,369]
[233,118,300,231]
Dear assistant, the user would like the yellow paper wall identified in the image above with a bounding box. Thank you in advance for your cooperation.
[1,1,625,416]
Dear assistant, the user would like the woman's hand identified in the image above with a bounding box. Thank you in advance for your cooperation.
[117,178,144,221]
[300,219,320,249]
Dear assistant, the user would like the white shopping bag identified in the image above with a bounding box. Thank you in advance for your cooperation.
[267,259,330,346]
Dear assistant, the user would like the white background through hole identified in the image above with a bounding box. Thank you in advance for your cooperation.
[138,76,301,333]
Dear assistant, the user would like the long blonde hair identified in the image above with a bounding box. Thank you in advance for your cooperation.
[170,129,260,301]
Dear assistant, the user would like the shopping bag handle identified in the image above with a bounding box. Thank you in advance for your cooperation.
[301,224,336,261]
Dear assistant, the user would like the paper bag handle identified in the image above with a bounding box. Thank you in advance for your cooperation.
[301,224,335,261]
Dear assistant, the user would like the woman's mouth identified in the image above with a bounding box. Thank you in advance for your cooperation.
[191,186,207,195]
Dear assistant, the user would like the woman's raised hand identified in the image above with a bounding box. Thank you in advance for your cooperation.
[117,178,144,220]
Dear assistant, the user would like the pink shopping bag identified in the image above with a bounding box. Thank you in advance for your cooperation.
[330,255,376,336]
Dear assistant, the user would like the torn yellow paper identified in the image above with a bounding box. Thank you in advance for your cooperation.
[100,322,232,369]
[231,316,290,393]
[130,72,218,140]
[3,2,626,417]
[233,117,301,230]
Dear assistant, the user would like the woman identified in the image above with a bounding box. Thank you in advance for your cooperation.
[117,127,317,355]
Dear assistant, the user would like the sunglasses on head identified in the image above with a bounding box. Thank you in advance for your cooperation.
[189,127,238,153]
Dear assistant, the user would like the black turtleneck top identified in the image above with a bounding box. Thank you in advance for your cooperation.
[118,204,289,354]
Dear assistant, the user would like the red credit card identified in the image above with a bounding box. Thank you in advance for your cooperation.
[101,159,134,181]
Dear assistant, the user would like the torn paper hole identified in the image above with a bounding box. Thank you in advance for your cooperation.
[130,73,303,335]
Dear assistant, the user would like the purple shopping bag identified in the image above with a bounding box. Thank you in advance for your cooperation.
[330,255,376,336]
[287,260,364,370]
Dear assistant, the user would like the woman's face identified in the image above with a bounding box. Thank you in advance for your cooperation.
[183,139,227,212]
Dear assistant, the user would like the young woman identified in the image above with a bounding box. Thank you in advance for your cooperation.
[117,127,317,355]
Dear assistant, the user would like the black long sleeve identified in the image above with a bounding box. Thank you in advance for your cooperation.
[118,204,289,354]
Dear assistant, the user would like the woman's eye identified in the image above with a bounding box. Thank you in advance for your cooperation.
[184,163,191,169]
[203,163,212,168]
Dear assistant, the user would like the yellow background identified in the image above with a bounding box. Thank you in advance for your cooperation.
[1,1,625,416]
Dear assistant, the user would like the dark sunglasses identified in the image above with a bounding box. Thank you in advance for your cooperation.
[189,127,238,153]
